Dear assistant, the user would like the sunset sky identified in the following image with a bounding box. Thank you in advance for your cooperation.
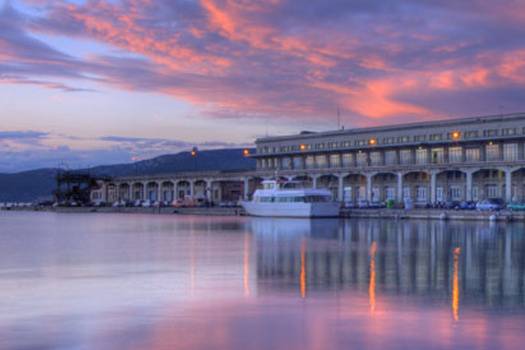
[1,0,525,172]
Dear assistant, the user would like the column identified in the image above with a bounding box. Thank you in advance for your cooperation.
[243,177,250,200]
[143,182,147,201]
[430,171,437,204]
[366,173,373,202]
[397,172,403,203]
[157,181,162,202]
[189,180,195,198]
[205,179,213,202]
[465,170,473,201]
[312,175,319,189]
[337,175,345,202]
[505,168,512,203]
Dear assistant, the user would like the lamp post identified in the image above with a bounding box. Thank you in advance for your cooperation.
[191,146,198,172]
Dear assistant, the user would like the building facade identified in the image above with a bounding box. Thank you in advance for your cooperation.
[252,113,525,205]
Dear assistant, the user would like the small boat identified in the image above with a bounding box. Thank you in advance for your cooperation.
[241,180,341,218]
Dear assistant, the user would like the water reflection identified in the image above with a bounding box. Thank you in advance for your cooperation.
[252,218,525,309]
[1,212,524,350]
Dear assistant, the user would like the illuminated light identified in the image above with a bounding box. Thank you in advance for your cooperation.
[243,148,250,157]
[191,146,198,157]
[451,131,461,140]
[369,241,377,314]
[299,144,307,151]
[369,138,377,145]
[243,233,251,297]
[488,141,494,146]
[452,247,461,321]
[300,239,307,299]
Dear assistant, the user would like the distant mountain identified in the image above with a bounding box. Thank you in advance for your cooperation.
[0,148,256,202]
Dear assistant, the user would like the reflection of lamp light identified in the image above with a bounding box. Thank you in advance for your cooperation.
[369,241,377,314]
[452,247,461,321]
[300,240,307,299]
[300,144,307,151]
[369,138,377,145]
[451,131,461,140]
[243,149,250,157]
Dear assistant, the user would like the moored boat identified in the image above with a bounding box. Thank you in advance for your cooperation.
[240,180,341,217]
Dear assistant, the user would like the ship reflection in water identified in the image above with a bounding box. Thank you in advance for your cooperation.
[0,212,524,350]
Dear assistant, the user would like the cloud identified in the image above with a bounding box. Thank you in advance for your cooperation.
[0,130,48,139]
[0,0,524,127]
[0,129,250,172]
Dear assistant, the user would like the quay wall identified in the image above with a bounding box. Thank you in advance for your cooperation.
[3,206,525,221]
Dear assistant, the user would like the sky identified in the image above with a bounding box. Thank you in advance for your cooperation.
[1,0,525,172]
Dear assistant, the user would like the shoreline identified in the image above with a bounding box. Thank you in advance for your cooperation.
[2,206,523,221]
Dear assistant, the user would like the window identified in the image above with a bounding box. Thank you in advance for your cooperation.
[281,157,291,169]
[431,148,444,163]
[464,130,479,139]
[486,185,500,198]
[305,156,315,169]
[403,186,411,200]
[430,133,442,141]
[385,150,397,165]
[356,152,368,166]
[370,151,382,166]
[416,148,427,164]
[448,146,462,163]
[465,148,480,162]
[416,186,427,202]
[503,143,518,161]
[329,154,341,168]
[449,186,462,200]
[400,149,412,164]
[486,143,500,161]
[484,129,498,137]
[502,128,516,136]
[293,156,303,169]
[414,135,426,142]
[342,153,353,167]
[385,187,395,200]
[315,155,327,168]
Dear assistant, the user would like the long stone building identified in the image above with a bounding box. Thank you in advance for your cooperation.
[93,113,525,206]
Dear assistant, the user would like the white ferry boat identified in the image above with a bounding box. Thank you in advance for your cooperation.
[241,180,341,218]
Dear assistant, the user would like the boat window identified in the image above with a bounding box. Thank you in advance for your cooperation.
[304,195,330,203]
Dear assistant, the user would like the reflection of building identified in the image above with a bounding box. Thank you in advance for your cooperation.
[251,218,525,308]
[253,113,525,204]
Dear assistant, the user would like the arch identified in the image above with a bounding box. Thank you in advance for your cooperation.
[509,168,525,202]
[317,174,339,199]
[146,181,159,201]
[106,183,118,203]
[118,183,131,201]
[160,181,175,202]
[402,171,430,205]
[193,180,208,200]
[132,182,144,201]
[371,172,397,202]
[342,173,367,204]
[435,170,466,203]
[176,180,191,199]
[292,175,313,188]
[472,168,505,201]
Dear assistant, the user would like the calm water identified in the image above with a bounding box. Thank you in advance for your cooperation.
[0,212,524,350]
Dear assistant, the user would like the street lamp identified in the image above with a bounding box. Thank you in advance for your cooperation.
[243,148,250,157]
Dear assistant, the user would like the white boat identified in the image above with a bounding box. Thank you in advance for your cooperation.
[241,180,341,218]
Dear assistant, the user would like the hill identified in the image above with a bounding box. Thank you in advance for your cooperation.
[0,148,256,202]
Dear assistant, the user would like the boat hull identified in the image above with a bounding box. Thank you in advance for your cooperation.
[241,201,341,218]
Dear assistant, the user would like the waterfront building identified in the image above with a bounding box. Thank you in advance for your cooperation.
[252,113,525,205]
[93,113,525,206]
